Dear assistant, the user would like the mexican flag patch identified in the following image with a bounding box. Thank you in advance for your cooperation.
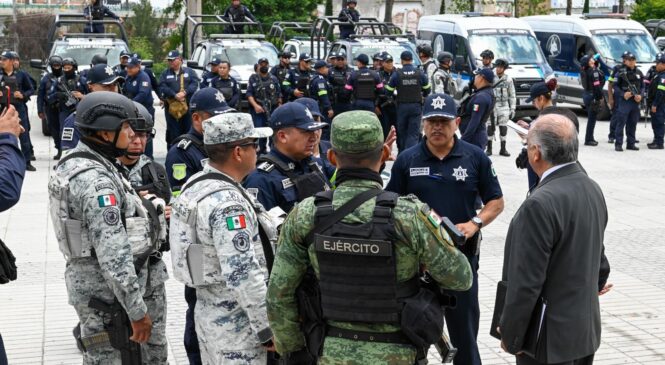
[226,215,247,230]
[473,104,480,112]
[98,194,117,207]
[427,209,442,227]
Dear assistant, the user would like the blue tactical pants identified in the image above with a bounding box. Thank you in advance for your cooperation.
[16,104,32,163]
[443,254,481,365]
[614,98,640,147]
[651,107,665,146]
[46,106,61,150]
[583,92,599,143]
[396,102,422,152]
[249,109,270,155]
[184,286,202,364]
[352,99,375,113]
[380,104,397,139]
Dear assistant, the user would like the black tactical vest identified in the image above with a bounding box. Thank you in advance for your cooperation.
[136,161,172,204]
[355,71,376,100]
[617,66,641,92]
[647,67,659,106]
[396,69,423,103]
[212,78,234,102]
[257,154,330,202]
[311,190,419,324]
[254,75,279,107]
[331,67,349,102]
[274,65,290,84]
[0,74,18,105]
[90,5,104,20]
[294,69,312,97]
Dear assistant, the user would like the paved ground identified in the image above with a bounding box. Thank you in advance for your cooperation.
[1,100,665,364]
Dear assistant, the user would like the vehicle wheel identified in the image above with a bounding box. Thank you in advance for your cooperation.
[597,99,611,121]
[42,117,51,136]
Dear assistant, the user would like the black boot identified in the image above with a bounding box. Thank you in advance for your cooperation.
[500,141,510,156]
[486,140,493,156]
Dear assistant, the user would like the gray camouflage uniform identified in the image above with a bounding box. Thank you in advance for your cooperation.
[432,68,457,97]
[490,73,516,142]
[127,154,169,364]
[51,143,149,364]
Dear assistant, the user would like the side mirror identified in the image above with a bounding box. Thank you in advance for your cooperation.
[454,55,465,72]
[141,59,154,68]
[186,60,201,69]
[30,59,46,70]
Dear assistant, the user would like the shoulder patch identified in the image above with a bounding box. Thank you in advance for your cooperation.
[227,215,247,230]
[473,104,480,112]
[232,232,251,252]
[247,188,259,199]
[176,139,192,150]
[62,127,74,141]
[172,164,187,181]
[102,207,120,225]
[97,194,117,207]
[257,162,274,173]
[282,178,294,190]
[95,182,114,192]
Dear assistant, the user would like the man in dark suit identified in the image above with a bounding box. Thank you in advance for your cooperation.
[498,113,612,365]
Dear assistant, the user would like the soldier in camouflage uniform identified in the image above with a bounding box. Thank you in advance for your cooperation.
[488,58,515,157]
[266,110,473,364]
[48,92,154,363]
[432,51,457,97]
[170,112,275,364]
[119,102,170,364]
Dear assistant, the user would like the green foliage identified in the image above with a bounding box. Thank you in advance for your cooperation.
[152,62,168,79]
[517,0,549,16]
[125,0,168,61]
[631,0,665,23]
[450,0,470,13]
[583,0,590,14]
[440,0,446,14]
[325,0,333,16]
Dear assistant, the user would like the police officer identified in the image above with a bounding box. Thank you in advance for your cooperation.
[417,43,437,83]
[345,53,383,112]
[38,56,64,159]
[124,56,156,158]
[159,50,200,147]
[116,102,170,364]
[165,87,233,365]
[271,51,293,100]
[459,68,494,150]
[378,52,397,138]
[210,60,240,109]
[243,102,330,213]
[283,53,314,101]
[579,54,605,146]
[372,52,384,71]
[83,0,122,34]
[266,110,473,363]
[309,60,334,137]
[387,93,504,365]
[79,54,108,86]
[48,91,154,363]
[432,51,457,97]
[488,58,515,156]
[0,51,35,171]
[648,54,665,149]
[50,57,86,148]
[338,0,360,39]
[247,57,282,154]
[60,64,124,152]
[113,50,131,79]
[328,52,352,117]
[222,0,257,34]
[480,49,494,68]
[613,51,643,151]
[200,56,222,89]
[386,50,431,151]
[294,97,336,179]
[170,112,274,364]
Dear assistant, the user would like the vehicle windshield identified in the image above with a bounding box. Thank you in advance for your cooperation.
[211,45,279,66]
[52,43,127,67]
[351,45,422,66]
[592,31,658,63]
[468,32,545,64]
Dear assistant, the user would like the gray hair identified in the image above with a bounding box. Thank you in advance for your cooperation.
[529,114,578,165]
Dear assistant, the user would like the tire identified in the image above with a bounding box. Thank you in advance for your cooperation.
[41,117,51,136]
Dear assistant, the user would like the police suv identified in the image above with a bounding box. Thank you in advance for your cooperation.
[524,14,660,119]
[327,36,421,69]
[417,13,553,118]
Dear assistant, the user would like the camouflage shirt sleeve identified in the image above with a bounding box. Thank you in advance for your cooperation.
[210,190,271,342]
[399,197,472,291]
[266,203,312,354]
[77,171,147,321]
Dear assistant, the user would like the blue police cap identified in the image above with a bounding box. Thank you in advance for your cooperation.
[422,93,457,120]
[190,87,234,115]
[473,67,494,83]
[314,60,327,69]
[382,52,393,62]
[127,57,141,67]
[167,50,181,60]
[622,51,636,60]
[299,53,313,62]
[208,56,222,65]
[657,53,665,64]
[271,102,327,131]
[119,50,131,58]
[0,50,16,59]
[525,81,551,103]
[294,98,323,118]
[86,64,123,85]
[400,51,413,61]
[355,53,369,65]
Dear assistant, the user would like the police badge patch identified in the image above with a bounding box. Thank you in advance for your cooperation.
[103,207,120,225]
[232,232,251,252]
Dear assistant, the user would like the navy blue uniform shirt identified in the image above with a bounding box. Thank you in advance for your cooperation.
[309,74,333,113]
[460,86,493,148]
[0,133,25,211]
[386,137,502,224]
[124,70,154,109]
[210,75,240,108]
[165,129,208,194]
[158,66,199,102]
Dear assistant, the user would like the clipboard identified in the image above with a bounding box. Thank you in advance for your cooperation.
[507,120,529,137]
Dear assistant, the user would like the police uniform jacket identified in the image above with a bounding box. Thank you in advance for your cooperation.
[652,71,665,109]
[165,128,208,195]
[60,112,80,151]
[158,67,200,103]
[0,132,25,211]
[0,69,34,107]
[344,67,383,102]
[611,66,644,104]
[37,72,60,114]
[124,70,154,110]
[200,70,216,89]
[309,74,333,114]
[246,73,281,111]
[283,67,313,99]
[385,64,431,103]
[460,86,494,148]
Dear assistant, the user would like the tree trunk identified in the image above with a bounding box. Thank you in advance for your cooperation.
[583,0,589,14]
[469,0,475,12]
[566,0,572,15]
[440,0,446,14]
[384,0,394,22]
[619,0,625,13]
[514,0,519,17]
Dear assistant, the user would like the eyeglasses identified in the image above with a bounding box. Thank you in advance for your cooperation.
[233,139,260,150]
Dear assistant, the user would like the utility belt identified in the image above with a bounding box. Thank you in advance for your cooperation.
[326,326,413,345]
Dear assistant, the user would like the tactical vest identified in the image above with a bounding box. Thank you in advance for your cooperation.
[228,6,246,22]
[254,75,280,108]
[294,70,311,97]
[48,151,157,261]
[90,5,104,20]
[0,74,18,105]
[213,78,235,102]
[647,68,660,106]
[434,69,455,96]
[256,154,331,202]
[330,67,349,103]
[274,65,290,84]
[170,172,278,287]
[311,190,420,324]
[355,71,376,100]
[135,160,172,204]
[396,69,423,104]
[493,75,512,106]
[617,66,641,92]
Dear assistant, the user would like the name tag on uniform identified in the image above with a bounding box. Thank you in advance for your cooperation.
[410,167,430,176]
[62,127,74,141]
[282,178,294,189]
[166,75,175,79]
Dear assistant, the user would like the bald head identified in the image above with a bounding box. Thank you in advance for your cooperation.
[528,114,578,166]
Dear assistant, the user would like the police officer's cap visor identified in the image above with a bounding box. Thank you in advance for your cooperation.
[423,113,456,121]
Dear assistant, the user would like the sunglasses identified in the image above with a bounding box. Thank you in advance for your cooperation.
[233,139,260,149]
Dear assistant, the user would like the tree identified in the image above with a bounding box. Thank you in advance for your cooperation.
[325,0,333,16]
[566,0,572,15]
[166,0,319,26]
[470,0,475,12]
[631,0,665,23]
[385,0,395,22]
[583,0,589,14]
[514,0,519,17]
[125,0,166,61]
[619,0,625,13]
[440,0,446,14]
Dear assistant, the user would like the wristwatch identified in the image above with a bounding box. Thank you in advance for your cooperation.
[471,216,483,229]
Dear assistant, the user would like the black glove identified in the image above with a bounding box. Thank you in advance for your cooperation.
[279,348,315,365]
[515,147,529,170]
[0,238,17,284]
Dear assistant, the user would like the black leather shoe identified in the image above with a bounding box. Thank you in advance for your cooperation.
[26,163,36,171]
[584,141,599,146]
[626,145,639,151]
[635,139,640,143]
[608,138,615,144]
[615,145,623,152]
[30,154,36,161]
[647,143,664,150]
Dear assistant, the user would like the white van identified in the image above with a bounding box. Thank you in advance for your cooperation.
[523,14,660,119]
[417,13,553,118]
